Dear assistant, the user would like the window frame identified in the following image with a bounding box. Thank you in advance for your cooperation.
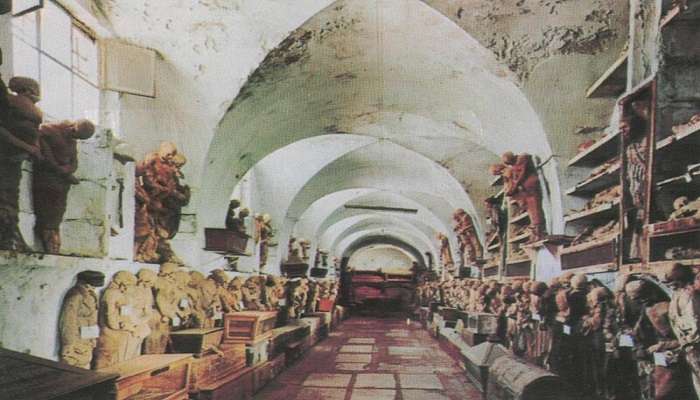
[11,0,101,122]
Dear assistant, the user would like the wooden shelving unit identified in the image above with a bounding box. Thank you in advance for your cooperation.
[586,51,628,99]
[503,200,532,279]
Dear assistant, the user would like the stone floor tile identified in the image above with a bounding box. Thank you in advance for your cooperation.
[388,346,428,356]
[336,353,373,363]
[303,373,352,387]
[340,345,375,353]
[398,374,444,390]
[295,387,347,400]
[336,362,369,371]
[350,389,396,400]
[401,389,450,400]
[354,373,396,388]
[348,337,376,344]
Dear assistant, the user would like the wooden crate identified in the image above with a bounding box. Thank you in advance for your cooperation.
[197,367,254,400]
[189,344,246,393]
[170,327,224,355]
[204,228,249,255]
[0,348,118,400]
[99,354,192,400]
[223,311,278,345]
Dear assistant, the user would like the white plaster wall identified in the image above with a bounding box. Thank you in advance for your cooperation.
[347,244,416,274]
[0,252,158,359]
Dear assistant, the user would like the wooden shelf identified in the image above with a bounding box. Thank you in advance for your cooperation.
[487,243,501,252]
[562,262,618,274]
[586,51,628,98]
[660,4,683,28]
[656,119,700,151]
[486,232,500,246]
[508,231,531,244]
[647,217,700,237]
[568,132,620,167]
[491,175,504,187]
[564,199,620,224]
[656,169,700,189]
[506,256,531,265]
[566,163,621,196]
[561,234,619,255]
[510,212,530,224]
[648,258,700,269]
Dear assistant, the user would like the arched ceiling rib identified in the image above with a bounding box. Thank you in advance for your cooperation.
[336,230,433,269]
[198,0,560,234]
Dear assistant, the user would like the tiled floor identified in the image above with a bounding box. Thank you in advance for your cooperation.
[254,317,481,400]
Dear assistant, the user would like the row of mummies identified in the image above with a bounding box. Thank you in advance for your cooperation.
[58,263,339,370]
[416,263,700,400]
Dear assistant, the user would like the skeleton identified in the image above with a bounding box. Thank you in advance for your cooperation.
[669,196,700,220]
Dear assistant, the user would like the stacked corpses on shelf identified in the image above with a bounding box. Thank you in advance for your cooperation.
[415,264,700,399]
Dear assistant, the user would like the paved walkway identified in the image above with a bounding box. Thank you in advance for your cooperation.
[254,317,481,400]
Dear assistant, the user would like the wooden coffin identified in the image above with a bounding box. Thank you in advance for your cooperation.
[439,307,460,327]
[189,344,246,393]
[0,348,118,400]
[204,228,249,255]
[280,263,309,278]
[170,327,224,356]
[268,324,310,358]
[100,354,192,400]
[245,340,269,367]
[487,356,575,400]
[467,313,499,335]
[463,342,509,395]
[462,329,489,347]
[196,367,254,400]
[223,311,278,345]
[252,357,284,393]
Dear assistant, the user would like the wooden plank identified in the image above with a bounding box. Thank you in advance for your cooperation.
[568,132,620,167]
[586,51,628,98]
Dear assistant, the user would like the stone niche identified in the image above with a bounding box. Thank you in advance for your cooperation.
[18,129,135,258]
[0,252,158,361]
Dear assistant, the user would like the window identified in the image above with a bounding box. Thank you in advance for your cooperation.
[11,1,100,123]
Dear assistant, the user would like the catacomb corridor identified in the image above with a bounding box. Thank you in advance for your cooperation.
[1,0,700,399]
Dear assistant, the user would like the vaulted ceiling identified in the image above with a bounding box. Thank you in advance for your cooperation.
[91,0,628,269]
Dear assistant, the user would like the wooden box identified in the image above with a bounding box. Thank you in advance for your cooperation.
[561,236,618,271]
[204,228,249,255]
[100,354,192,400]
[246,340,269,367]
[463,342,509,394]
[197,367,253,400]
[189,344,246,393]
[462,329,489,347]
[467,313,498,335]
[170,327,224,355]
[0,348,118,400]
[223,311,278,344]
[487,356,575,400]
[280,262,309,278]
[269,324,309,357]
